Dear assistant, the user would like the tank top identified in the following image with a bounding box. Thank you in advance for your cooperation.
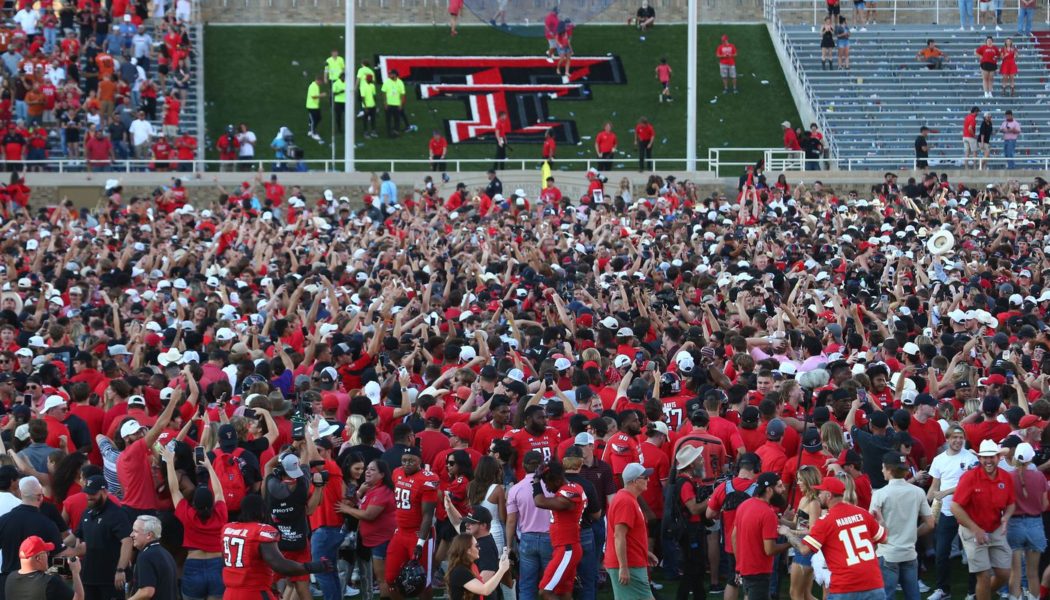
[480,483,505,550]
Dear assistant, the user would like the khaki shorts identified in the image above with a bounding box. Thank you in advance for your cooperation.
[720,64,737,78]
[963,137,978,153]
[960,526,1011,573]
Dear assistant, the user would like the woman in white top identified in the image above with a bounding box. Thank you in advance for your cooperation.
[467,456,507,550]
[236,123,256,169]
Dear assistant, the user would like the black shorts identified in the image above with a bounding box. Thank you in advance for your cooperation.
[981,61,998,72]
[827,3,841,14]
[435,518,458,542]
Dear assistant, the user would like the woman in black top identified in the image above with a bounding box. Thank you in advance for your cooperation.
[444,533,511,600]
[978,112,994,169]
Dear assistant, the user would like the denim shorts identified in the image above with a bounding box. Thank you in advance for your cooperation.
[1008,516,1047,553]
[182,556,225,600]
[369,540,389,559]
[793,550,813,567]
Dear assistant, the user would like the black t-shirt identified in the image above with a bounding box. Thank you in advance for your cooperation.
[448,565,485,600]
[349,443,383,467]
[565,473,601,527]
[0,505,63,578]
[475,534,499,573]
[4,570,73,600]
[133,543,178,600]
[637,5,656,18]
[74,498,132,585]
[914,135,929,158]
[265,475,310,551]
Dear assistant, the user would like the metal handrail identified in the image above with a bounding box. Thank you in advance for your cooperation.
[767,0,1050,27]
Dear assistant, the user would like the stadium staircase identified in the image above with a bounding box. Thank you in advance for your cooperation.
[46,21,203,168]
[779,24,1050,170]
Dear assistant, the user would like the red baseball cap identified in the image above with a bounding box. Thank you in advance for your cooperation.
[1019,414,1046,429]
[321,392,339,412]
[450,423,472,442]
[577,313,594,327]
[455,386,472,401]
[19,536,55,559]
[979,374,1006,386]
[813,476,846,496]
[424,406,444,421]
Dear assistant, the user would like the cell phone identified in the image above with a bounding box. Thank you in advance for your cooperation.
[1007,371,1015,384]
[544,372,554,386]
[635,351,645,365]
[22,393,31,406]
[244,408,256,419]
[194,446,205,463]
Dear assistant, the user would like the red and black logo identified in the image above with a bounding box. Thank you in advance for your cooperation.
[376,55,626,145]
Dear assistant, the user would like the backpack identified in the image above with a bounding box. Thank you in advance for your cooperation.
[212,447,248,511]
[721,478,759,512]
[661,472,706,544]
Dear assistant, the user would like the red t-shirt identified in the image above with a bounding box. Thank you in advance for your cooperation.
[163,96,181,126]
[603,490,649,569]
[504,426,561,480]
[116,438,160,510]
[602,431,642,478]
[542,136,556,159]
[977,44,999,64]
[963,113,978,138]
[803,502,887,593]
[359,485,397,547]
[717,43,737,65]
[639,441,670,516]
[596,131,617,153]
[495,116,511,141]
[734,497,779,575]
[418,429,451,469]
[656,63,672,83]
[428,136,447,158]
[635,123,654,143]
[963,419,1012,450]
[472,422,510,456]
[392,467,440,532]
[176,497,228,552]
[954,466,1016,531]
[222,521,280,590]
[708,476,756,552]
[550,482,586,546]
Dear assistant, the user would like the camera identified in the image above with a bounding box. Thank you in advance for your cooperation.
[291,419,306,441]
[195,446,205,463]
[50,557,71,577]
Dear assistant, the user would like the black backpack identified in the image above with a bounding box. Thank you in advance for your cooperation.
[661,472,692,542]
[721,478,759,512]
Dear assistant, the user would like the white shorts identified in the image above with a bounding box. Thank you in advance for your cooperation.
[963,137,978,153]
[960,527,1011,573]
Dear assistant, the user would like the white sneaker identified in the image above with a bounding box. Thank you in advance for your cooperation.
[919,581,931,593]
[960,26,967,30]
[859,26,868,31]
[970,26,976,30]
[965,595,976,600]
[545,56,554,63]
[344,585,361,598]
[995,25,1002,31]
[651,582,664,590]
[928,589,949,600]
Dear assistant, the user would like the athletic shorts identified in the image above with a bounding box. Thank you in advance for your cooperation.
[963,137,978,153]
[981,61,998,72]
[274,546,311,583]
[385,531,434,586]
[719,64,737,78]
[541,543,582,595]
[607,567,652,599]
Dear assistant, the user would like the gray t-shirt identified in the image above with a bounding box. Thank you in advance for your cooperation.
[869,478,931,562]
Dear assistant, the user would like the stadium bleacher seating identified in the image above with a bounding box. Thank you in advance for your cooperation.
[781,24,1049,169]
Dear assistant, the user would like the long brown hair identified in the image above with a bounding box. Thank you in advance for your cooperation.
[444,533,479,600]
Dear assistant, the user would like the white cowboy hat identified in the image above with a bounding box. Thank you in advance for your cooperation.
[926,230,955,255]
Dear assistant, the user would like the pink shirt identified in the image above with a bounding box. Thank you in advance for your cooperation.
[507,473,552,534]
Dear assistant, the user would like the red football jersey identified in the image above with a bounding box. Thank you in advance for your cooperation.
[222,522,281,591]
[392,467,440,532]
[603,431,642,477]
[661,393,692,431]
[802,502,887,593]
[504,427,561,479]
[550,482,587,546]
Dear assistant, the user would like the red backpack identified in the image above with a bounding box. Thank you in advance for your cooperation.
[212,447,247,511]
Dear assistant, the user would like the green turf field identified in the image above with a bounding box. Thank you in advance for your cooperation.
[204,24,800,172]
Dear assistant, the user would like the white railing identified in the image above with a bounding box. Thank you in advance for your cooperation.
[799,155,1050,170]
[765,0,841,159]
[767,0,1050,26]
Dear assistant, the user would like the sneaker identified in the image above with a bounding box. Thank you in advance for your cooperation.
[995,25,1002,31]
[959,26,966,30]
[928,590,949,600]
[344,586,361,598]
[965,595,976,600]
[546,56,554,63]
[970,26,976,30]
[659,94,663,102]
[919,581,931,593]
[356,110,365,118]
[733,88,739,94]
[710,583,726,593]
[407,124,418,132]
[859,26,867,31]
[652,582,664,590]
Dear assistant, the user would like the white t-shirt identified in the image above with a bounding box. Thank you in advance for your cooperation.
[14,9,39,35]
[237,131,256,158]
[928,448,978,515]
[128,119,155,145]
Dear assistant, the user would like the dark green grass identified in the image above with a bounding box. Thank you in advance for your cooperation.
[204,24,799,171]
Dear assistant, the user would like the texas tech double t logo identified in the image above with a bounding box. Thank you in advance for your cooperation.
[376,55,627,145]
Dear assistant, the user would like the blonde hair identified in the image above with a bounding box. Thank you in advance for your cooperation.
[346,414,366,445]
[821,421,845,457]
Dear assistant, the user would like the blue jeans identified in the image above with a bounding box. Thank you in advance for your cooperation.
[182,556,225,600]
[829,589,887,600]
[1018,7,1034,34]
[43,27,56,53]
[1004,139,1017,169]
[880,557,919,600]
[518,532,553,600]
[311,526,344,600]
[578,526,598,600]
[959,0,974,27]
[14,100,26,122]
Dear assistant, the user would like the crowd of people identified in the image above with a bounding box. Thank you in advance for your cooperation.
[2,164,1050,600]
[0,0,196,173]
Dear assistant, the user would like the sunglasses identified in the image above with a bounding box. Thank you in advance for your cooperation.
[446,461,456,466]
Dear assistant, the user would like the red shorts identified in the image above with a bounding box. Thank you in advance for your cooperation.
[224,589,276,600]
[384,530,434,586]
[540,543,582,595]
[273,546,311,583]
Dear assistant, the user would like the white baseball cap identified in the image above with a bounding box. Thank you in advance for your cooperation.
[41,395,66,412]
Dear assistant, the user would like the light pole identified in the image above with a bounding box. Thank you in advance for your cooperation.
[344,0,354,172]
[686,0,697,172]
